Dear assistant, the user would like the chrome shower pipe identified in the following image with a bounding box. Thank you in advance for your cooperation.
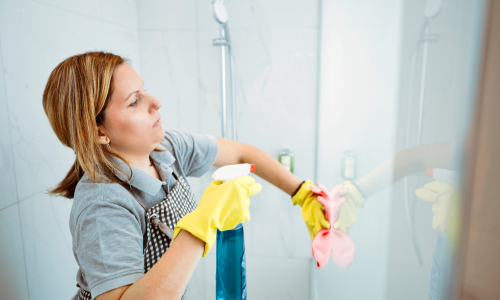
[404,20,439,266]
[213,23,237,141]
[228,40,237,141]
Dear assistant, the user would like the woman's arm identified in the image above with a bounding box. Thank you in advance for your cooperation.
[213,138,303,196]
[213,139,452,200]
[96,230,204,300]
[355,141,452,198]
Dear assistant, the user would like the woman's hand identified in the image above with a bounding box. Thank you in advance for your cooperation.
[173,175,262,256]
[415,181,458,235]
[333,181,366,234]
[291,180,331,240]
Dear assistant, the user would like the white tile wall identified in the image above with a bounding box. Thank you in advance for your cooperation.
[245,257,310,300]
[101,0,139,29]
[33,0,102,19]
[231,28,318,147]
[139,30,200,132]
[0,204,30,300]
[19,193,78,300]
[0,45,18,210]
[137,0,197,30]
[0,0,142,299]
[197,0,319,30]
[0,0,141,202]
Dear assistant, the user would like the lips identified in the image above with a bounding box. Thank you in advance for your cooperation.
[153,117,161,127]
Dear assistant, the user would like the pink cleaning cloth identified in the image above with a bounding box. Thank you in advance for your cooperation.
[310,183,356,269]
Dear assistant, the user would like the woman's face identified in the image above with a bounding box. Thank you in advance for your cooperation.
[99,63,164,157]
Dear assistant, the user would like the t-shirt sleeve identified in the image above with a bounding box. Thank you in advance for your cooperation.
[164,130,219,178]
[74,200,144,298]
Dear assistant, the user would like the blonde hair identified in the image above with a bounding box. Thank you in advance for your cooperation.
[43,51,135,198]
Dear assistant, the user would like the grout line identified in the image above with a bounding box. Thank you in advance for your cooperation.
[28,0,137,31]
[138,26,319,33]
[0,41,31,300]
[0,201,18,212]
[133,0,142,75]
[134,0,143,75]
[18,190,45,203]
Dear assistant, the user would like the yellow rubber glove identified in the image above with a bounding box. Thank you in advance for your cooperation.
[173,175,262,257]
[292,180,331,241]
[333,180,366,234]
[415,181,458,235]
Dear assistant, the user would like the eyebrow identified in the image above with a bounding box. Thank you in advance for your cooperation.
[123,82,144,102]
[124,90,139,102]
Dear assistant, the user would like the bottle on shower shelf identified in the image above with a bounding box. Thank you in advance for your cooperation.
[341,150,356,180]
[279,148,295,173]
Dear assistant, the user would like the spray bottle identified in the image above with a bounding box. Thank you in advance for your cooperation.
[212,163,255,300]
[426,168,458,185]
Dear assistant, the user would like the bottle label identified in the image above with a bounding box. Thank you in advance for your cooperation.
[280,156,291,172]
[241,251,247,300]
[344,157,355,179]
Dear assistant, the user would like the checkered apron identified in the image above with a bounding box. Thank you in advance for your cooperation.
[78,172,197,300]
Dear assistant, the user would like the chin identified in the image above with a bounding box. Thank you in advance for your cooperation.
[154,126,165,141]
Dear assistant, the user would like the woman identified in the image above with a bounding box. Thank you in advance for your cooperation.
[43,51,332,300]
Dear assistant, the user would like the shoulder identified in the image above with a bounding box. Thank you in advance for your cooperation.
[159,130,218,177]
[162,129,217,150]
[70,174,142,230]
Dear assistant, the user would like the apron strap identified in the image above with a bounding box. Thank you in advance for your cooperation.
[126,170,182,212]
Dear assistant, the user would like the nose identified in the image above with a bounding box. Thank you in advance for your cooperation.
[150,96,162,112]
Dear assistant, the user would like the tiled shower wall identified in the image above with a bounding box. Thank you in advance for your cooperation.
[0,0,320,299]
[0,0,141,299]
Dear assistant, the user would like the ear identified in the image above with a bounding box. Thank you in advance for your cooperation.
[97,127,110,145]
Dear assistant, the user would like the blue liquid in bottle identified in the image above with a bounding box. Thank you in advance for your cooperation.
[216,224,246,300]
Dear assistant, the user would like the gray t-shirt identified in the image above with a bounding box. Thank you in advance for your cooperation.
[69,130,218,299]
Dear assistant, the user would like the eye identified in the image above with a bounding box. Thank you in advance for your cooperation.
[131,98,139,107]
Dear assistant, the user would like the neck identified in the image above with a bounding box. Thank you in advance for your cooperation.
[118,152,153,172]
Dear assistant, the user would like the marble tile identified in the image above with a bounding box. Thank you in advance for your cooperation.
[43,5,105,67]
[19,192,79,300]
[0,0,141,201]
[33,0,102,19]
[184,258,205,300]
[197,28,319,148]
[101,0,138,29]
[137,0,197,30]
[313,259,387,300]
[0,0,75,200]
[0,204,30,300]
[138,30,199,133]
[99,21,142,71]
[246,256,310,300]
[203,253,217,299]
[197,0,319,30]
[195,29,225,138]
[322,0,403,28]
[0,46,18,210]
